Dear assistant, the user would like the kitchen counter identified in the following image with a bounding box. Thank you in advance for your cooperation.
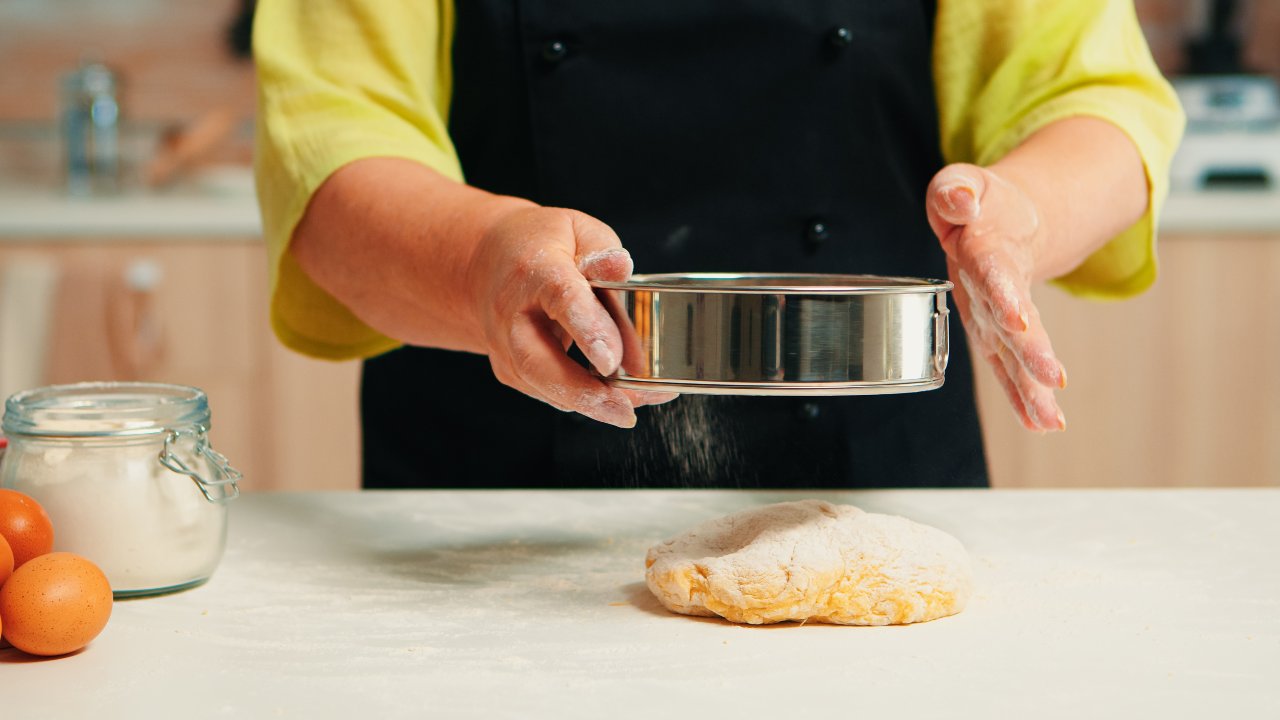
[1162,189,1280,233]
[3,489,1276,719]
[0,184,260,239]
[0,185,1278,240]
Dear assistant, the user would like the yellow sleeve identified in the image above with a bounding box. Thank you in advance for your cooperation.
[253,0,461,359]
[934,0,1185,299]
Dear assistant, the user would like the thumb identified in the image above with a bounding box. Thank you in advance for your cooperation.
[569,211,634,283]
[926,163,988,244]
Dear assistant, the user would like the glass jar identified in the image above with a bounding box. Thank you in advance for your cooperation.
[0,382,240,597]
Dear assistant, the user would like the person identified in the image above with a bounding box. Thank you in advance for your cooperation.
[253,1,1184,489]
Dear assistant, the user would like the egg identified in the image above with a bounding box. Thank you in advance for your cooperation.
[0,488,55,568]
[0,533,13,587]
[0,552,112,656]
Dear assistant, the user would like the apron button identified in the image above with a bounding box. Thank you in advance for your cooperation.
[804,218,830,251]
[797,402,822,421]
[827,27,854,49]
[541,40,569,64]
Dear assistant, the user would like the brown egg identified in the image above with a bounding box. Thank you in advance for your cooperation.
[0,552,113,656]
[0,533,13,587]
[0,488,55,569]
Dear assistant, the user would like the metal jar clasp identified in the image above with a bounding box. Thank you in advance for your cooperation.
[158,425,241,504]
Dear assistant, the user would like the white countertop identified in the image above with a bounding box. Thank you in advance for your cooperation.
[1162,189,1280,233]
[0,179,261,240]
[3,489,1277,719]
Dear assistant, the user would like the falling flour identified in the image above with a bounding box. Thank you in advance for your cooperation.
[637,395,741,487]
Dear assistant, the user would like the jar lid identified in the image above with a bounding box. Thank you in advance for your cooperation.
[2,382,210,438]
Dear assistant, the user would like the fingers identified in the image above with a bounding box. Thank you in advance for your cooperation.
[496,315,638,428]
[570,212,633,283]
[550,324,573,351]
[987,351,1035,430]
[1004,302,1067,390]
[501,213,623,377]
[964,277,1065,431]
[623,389,680,407]
[537,267,625,377]
[926,163,988,247]
[528,211,632,377]
[578,247,633,283]
[961,256,1064,389]
[992,342,1065,431]
[959,252,1028,336]
[951,251,1067,432]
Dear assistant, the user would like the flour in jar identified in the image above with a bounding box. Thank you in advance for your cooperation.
[10,439,226,592]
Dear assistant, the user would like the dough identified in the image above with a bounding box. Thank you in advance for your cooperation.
[645,499,972,625]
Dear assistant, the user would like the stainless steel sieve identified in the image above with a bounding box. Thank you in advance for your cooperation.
[592,273,952,395]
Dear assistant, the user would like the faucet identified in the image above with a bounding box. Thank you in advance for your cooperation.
[61,60,121,196]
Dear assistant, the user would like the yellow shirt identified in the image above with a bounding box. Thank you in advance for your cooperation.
[254,0,1185,360]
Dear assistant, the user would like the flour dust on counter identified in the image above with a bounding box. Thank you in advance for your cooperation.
[646,499,973,625]
[5,490,1277,718]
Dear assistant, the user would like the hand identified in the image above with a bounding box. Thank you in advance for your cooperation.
[926,164,1068,432]
[466,205,675,428]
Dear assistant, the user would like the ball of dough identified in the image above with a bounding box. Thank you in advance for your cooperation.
[645,499,972,625]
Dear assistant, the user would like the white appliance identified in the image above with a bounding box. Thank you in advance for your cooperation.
[1170,75,1280,191]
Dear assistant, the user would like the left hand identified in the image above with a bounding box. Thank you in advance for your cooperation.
[926,163,1068,432]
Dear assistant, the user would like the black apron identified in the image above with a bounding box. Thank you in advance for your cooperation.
[362,0,988,489]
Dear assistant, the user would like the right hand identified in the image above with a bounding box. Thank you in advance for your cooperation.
[466,205,674,428]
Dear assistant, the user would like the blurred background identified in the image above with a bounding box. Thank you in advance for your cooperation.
[0,0,1276,490]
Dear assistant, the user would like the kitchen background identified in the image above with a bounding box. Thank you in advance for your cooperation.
[0,0,1277,490]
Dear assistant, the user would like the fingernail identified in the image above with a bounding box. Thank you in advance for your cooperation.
[588,339,618,376]
[578,249,633,280]
[635,391,679,406]
[1018,309,1029,332]
[1056,409,1067,431]
[586,391,636,428]
[611,406,638,428]
[1058,363,1069,389]
[941,184,980,219]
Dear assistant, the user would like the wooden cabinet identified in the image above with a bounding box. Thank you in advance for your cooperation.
[974,232,1280,487]
[0,239,360,491]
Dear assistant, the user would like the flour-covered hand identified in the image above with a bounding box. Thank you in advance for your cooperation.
[466,206,674,429]
[926,164,1068,432]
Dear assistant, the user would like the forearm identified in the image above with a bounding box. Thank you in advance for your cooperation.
[990,116,1148,282]
[289,157,535,354]
[288,156,650,427]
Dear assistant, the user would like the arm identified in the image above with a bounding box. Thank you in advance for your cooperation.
[930,0,1185,432]
[290,157,645,428]
[989,117,1148,282]
[255,0,663,428]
